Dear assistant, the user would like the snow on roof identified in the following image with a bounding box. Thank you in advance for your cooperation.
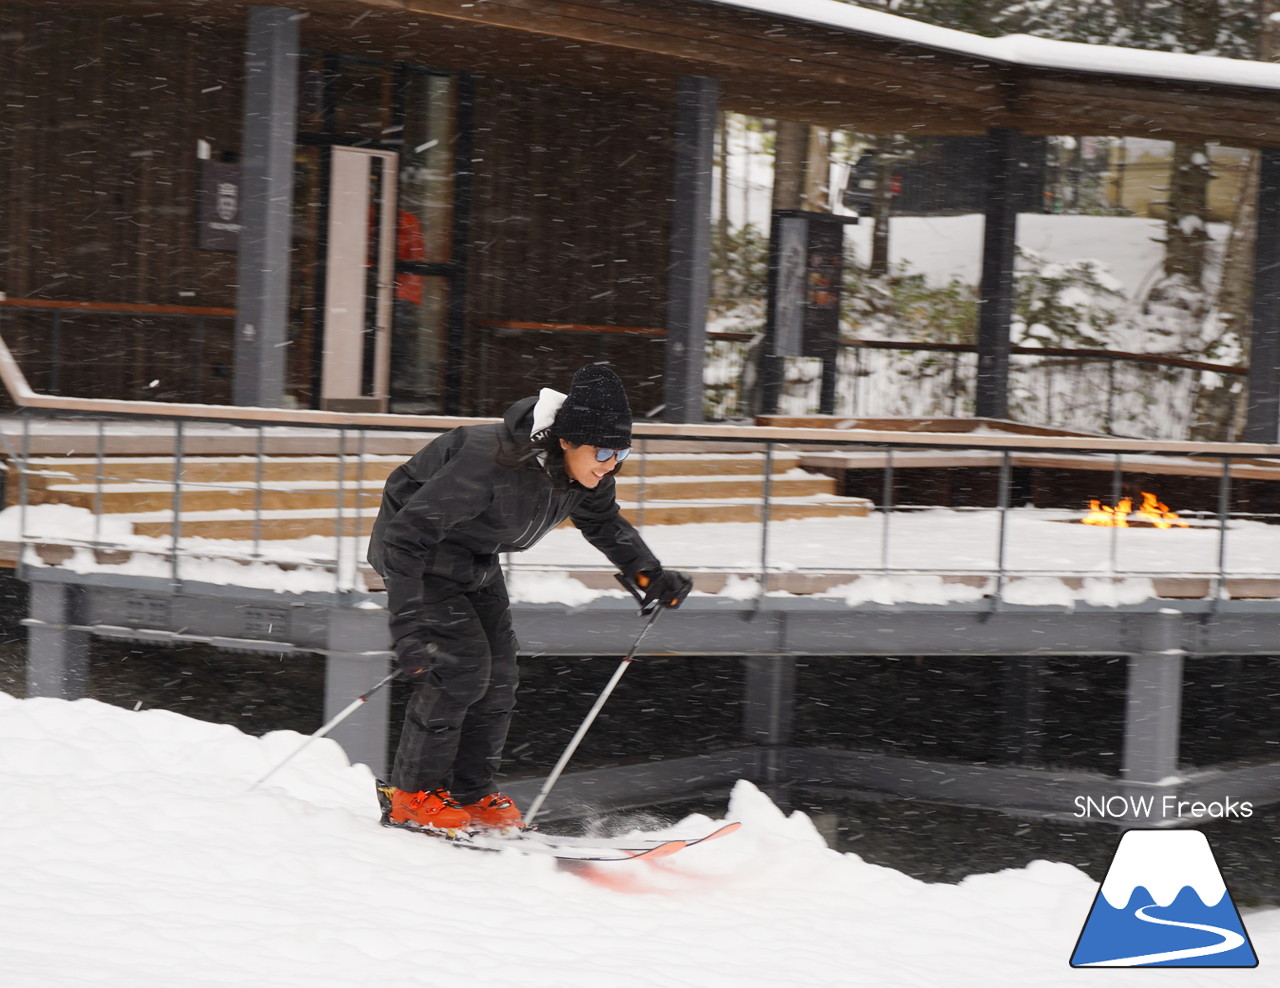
[708,0,1280,92]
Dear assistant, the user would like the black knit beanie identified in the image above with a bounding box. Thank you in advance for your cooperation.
[552,364,632,448]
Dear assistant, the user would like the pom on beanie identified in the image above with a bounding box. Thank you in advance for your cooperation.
[552,364,632,448]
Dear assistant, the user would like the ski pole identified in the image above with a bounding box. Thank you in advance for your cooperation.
[248,671,396,791]
[524,604,665,826]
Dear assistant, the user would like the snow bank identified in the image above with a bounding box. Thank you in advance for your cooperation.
[2,692,1277,987]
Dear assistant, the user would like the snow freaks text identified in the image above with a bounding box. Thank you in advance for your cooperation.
[1072,795,1254,821]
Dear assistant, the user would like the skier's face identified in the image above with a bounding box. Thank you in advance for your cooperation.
[560,440,618,488]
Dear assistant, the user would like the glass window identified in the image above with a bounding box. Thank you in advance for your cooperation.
[399,70,455,264]
[390,275,450,411]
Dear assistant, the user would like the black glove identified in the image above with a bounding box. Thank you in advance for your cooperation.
[392,638,438,682]
[631,568,693,610]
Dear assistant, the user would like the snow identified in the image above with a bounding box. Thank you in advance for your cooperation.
[844,214,1218,309]
[528,509,1263,584]
[2,689,1276,988]
[7,494,1280,606]
[710,0,1280,91]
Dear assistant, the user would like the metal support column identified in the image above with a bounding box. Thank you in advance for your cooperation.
[743,655,796,800]
[976,127,1020,421]
[233,6,300,408]
[1121,610,1184,785]
[324,606,393,778]
[26,580,90,699]
[1245,147,1280,442]
[663,75,719,424]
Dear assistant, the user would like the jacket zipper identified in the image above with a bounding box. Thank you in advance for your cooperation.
[513,490,556,549]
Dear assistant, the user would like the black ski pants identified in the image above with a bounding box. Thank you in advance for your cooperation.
[390,573,519,803]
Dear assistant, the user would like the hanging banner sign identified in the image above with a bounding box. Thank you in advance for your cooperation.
[198,161,242,251]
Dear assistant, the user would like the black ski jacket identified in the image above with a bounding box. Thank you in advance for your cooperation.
[368,396,660,647]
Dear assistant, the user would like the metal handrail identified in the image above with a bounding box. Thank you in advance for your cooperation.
[0,327,1276,458]
[2,323,1280,604]
[841,337,1249,377]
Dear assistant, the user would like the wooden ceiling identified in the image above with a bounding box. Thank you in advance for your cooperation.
[17,0,1280,145]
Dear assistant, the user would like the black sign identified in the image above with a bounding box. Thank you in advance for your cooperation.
[198,161,242,251]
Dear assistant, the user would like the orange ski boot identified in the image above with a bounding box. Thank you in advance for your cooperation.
[378,784,471,833]
[461,793,524,831]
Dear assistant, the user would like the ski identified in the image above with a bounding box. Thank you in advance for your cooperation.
[459,831,690,862]
[390,821,740,862]
[375,782,724,862]
[500,821,743,853]
[381,819,691,862]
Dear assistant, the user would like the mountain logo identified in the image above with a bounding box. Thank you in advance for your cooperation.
[1071,829,1258,968]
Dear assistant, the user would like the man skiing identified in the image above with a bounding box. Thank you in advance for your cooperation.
[367,364,692,833]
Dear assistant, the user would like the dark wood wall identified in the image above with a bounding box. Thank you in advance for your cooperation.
[463,75,674,414]
[0,7,680,412]
[0,7,244,306]
[0,5,246,401]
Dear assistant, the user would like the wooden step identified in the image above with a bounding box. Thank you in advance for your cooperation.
[617,497,872,525]
[20,455,403,488]
[34,481,385,514]
[21,451,798,486]
[128,511,380,541]
[617,452,801,477]
[123,495,871,540]
[614,473,834,500]
[19,447,868,539]
[37,471,836,515]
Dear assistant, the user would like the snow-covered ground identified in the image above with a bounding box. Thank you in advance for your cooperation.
[845,213,1209,307]
[8,496,1279,605]
[2,690,1277,988]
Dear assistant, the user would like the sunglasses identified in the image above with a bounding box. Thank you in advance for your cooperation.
[593,447,631,463]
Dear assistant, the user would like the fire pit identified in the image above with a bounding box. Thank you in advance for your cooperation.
[1080,491,1189,529]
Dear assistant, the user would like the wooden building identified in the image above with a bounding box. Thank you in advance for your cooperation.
[6,0,1280,431]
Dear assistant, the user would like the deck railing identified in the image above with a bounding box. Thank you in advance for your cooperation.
[707,336,1246,440]
[2,316,1280,604]
[0,298,238,404]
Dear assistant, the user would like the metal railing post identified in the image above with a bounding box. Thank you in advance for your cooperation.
[93,420,106,547]
[853,346,864,416]
[1216,455,1232,600]
[171,419,185,586]
[759,441,774,594]
[635,437,648,531]
[1106,359,1117,435]
[1110,454,1123,575]
[880,447,894,574]
[335,427,348,594]
[252,425,265,559]
[949,351,961,417]
[353,428,368,591]
[994,450,1012,601]
[17,415,30,579]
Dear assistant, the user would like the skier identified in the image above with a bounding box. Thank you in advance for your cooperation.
[367,364,692,833]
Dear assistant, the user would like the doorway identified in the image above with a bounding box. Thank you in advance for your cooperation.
[289,56,461,412]
[319,146,397,412]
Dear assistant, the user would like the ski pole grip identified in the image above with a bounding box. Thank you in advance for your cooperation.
[614,572,655,613]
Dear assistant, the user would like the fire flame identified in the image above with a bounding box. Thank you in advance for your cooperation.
[1081,491,1188,529]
